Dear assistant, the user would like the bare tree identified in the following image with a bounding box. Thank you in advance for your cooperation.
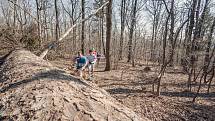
[35,0,41,45]
[119,0,126,60]
[146,0,162,61]
[127,0,138,63]
[81,0,85,54]
[154,0,188,95]
[105,0,112,71]
[193,17,215,102]
[185,0,197,91]
[54,0,60,40]
[13,0,17,33]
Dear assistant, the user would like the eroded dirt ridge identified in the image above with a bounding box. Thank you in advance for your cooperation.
[0,49,147,121]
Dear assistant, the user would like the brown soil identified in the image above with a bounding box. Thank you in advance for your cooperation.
[52,59,215,121]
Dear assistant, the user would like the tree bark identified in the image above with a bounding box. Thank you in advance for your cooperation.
[203,18,215,82]
[13,0,17,33]
[105,0,112,71]
[54,0,60,40]
[168,0,175,66]
[119,0,126,60]
[35,0,41,45]
[81,0,85,54]
[186,0,197,91]
[127,0,138,63]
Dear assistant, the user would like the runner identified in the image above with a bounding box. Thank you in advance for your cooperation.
[74,51,88,79]
[92,48,97,56]
[87,49,97,79]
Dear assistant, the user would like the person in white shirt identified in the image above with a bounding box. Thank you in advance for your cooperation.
[87,49,97,78]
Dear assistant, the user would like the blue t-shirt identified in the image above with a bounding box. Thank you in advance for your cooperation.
[76,56,87,67]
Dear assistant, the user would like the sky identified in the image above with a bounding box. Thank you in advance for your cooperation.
[0,0,215,34]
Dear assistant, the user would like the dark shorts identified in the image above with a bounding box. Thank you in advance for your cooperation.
[76,66,83,70]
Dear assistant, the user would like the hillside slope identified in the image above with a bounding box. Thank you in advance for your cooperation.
[0,49,147,121]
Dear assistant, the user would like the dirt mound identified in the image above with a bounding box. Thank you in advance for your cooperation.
[0,49,148,121]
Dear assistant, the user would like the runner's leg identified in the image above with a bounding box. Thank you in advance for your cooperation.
[91,64,94,77]
[79,69,83,78]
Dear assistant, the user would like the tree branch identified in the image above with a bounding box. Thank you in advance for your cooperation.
[39,1,109,58]
[8,0,46,29]
[162,0,170,14]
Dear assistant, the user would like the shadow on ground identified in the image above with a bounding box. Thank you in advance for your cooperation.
[106,87,148,95]
[164,102,215,121]
[0,69,90,93]
[161,91,215,98]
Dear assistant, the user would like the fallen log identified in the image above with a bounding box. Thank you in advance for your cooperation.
[0,49,148,121]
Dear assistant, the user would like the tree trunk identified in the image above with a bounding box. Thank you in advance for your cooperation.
[168,0,175,66]
[127,0,138,63]
[186,0,197,91]
[35,0,41,45]
[13,0,17,33]
[81,0,85,54]
[101,17,106,55]
[54,0,60,40]
[203,18,215,82]
[119,0,126,60]
[105,0,112,71]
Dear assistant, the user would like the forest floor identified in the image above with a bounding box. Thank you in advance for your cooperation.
[52,58,215,121]
[0,50,146,121]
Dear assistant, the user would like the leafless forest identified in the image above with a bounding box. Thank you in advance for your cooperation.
[0,0,215,120]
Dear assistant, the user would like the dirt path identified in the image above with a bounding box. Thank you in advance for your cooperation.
[52,59,215,121]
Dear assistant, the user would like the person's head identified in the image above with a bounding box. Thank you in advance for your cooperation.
[89,49,93,55]
[77,51,82,57]
[91,48,96,53]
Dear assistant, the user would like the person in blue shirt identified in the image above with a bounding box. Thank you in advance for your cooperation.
[75,51,88,79]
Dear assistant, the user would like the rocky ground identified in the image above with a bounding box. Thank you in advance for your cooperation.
[52,59,215,121]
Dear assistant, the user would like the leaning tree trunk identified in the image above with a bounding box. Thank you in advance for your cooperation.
[39,2,109,59]
[0,49,148,121]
